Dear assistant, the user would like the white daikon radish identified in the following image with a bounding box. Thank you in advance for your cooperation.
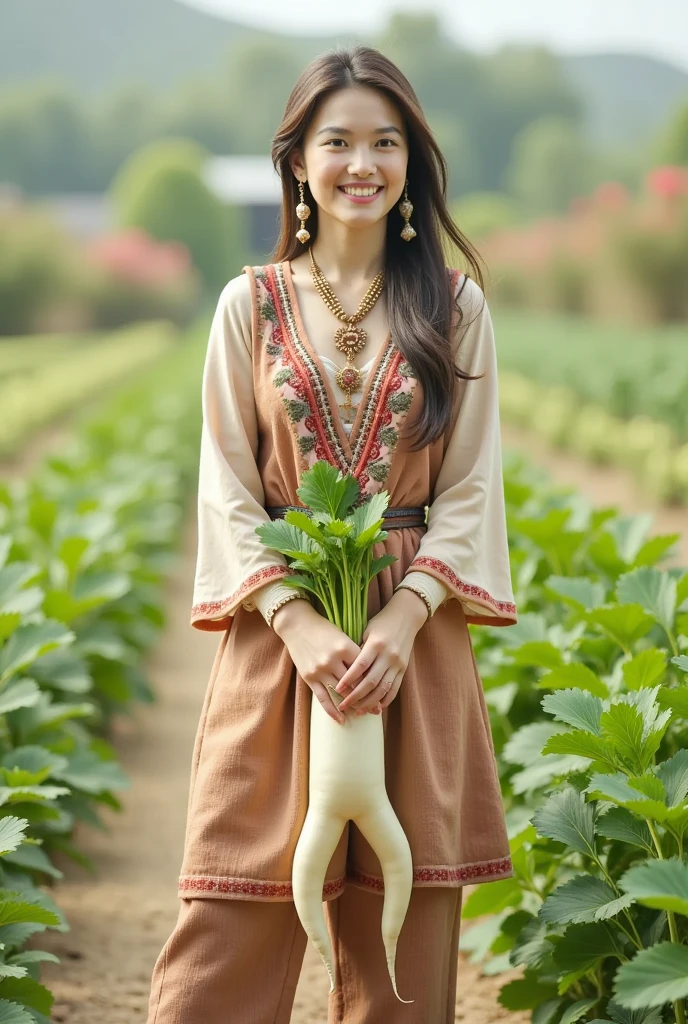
[255,460,416,1001]
[291,682,414,1004]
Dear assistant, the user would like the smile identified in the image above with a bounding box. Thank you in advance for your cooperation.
[337,185,384,203]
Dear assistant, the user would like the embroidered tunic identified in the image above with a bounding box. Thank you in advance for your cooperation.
[180,260,518,902]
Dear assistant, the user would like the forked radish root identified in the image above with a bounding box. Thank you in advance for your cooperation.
[291,683,414,1003]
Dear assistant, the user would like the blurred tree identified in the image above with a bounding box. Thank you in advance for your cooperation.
[503,115,600,215]
[0,81,92,193]
[159,78,238,154]
[222,40,303,152]
[110,138,246,293]
[450,190,524,242]
[90,84,159,188]
[653,100,688,166]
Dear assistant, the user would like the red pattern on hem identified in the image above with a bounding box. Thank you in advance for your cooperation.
[410,557,517,619]
[191,565,292,625]
[177,856,513,901]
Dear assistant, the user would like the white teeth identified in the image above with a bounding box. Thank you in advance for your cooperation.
[341,186,380,196]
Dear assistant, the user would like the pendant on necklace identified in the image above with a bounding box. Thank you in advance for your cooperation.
[334,323,367,353]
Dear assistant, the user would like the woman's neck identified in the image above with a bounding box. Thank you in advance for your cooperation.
[309,214,386,287]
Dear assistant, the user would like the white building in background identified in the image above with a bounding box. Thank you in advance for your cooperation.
[202,155,283,257]
[29,155,284,256]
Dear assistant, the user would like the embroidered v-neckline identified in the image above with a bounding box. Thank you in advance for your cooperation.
[281,259,394,468]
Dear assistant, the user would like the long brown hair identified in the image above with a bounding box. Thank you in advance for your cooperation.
[270,44,486,451]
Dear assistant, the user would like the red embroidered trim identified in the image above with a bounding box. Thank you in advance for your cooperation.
[178,857,513,899]
[191,565,292,621]
[410,557,517,616]
[350,857,513,891]
[178,874,345,899]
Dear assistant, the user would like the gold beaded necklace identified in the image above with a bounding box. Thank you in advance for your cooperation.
[308,246,385,419]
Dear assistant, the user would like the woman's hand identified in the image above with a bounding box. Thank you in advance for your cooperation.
[334,589,428,716]
[272,599,362,725]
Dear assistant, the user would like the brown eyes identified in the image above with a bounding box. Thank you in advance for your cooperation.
[326,139,396,148]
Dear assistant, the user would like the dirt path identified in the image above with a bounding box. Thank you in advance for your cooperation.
[35,428,686,1022]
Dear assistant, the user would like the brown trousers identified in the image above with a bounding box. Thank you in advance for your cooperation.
[147,883,464,1023]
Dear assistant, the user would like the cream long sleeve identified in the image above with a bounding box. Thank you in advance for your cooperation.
[399,276,517,628]
[190,274,308,631]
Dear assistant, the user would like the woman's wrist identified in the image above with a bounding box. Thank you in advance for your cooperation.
[272,596,316,637]
[389,586,429,630]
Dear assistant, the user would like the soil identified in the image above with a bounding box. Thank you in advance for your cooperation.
[30,425,686,1022]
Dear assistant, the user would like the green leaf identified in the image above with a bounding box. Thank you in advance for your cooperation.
[586,773,669,820]
[504,723,566,767]
[5,953,58,969]
[608,515,653,565]
[0,977,53,1015]
[587,605,654,650]
[619,858,688,916]
[531,787,595,856]
[545,576,606,611]
[254,520,312,557]
[0,999,34,1023]
[538,664,607,697]
[606,1000,664,1024]
[613,943,688,1008]
[672,655,688,674]
[0,899,59,928]
[0,969,26,982]
[596,808,653,852]
[541,689,603,734]
[2,844,62,879]
[511,642,564,669]
[616,568,676,635]
[552,922,626,973]
[461,877,521,919]
[539,875,633,925]
[657,685,688,717]
[0,818,28,856]
[283,510,324,543]
[498,974,558,1011]
[0,681,40,716]
[296,460,359,519]
[508,919,551,970]
[622,649,667,691]
[600,704,643,769]
[0,623,74,685]
[656,749,688,807]
[368,554,396,581]
[634,533,681,567]
[559,999,598,1024]
[52,748,129,795]
[541,731,616,766]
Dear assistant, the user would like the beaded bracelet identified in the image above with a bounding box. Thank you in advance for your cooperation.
[395,583,433,619]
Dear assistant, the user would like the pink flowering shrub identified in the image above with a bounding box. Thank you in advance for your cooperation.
[84,228,201,328]
[478,167,688,323]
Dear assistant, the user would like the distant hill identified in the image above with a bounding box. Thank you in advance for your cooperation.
[0,0,344,97]
[559,52,688,148]
[2,0,687,149]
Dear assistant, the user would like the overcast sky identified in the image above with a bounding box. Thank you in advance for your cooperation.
[182,0,688,73]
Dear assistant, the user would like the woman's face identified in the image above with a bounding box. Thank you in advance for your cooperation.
[290,85,409,232]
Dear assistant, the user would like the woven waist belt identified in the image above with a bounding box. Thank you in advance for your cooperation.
[265,505,427,530]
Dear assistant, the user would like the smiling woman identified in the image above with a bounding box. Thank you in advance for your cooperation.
[146,42,517,1024]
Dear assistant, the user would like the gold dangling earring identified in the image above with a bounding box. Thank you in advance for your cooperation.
[295,178,311,243]
[399,179,416,241]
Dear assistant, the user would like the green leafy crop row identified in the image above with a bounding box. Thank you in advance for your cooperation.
[491,308,688,440]
[499,372,688,505]
[0,320,178,458]
[465,451,688,1024]
[0,328,205,1022]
